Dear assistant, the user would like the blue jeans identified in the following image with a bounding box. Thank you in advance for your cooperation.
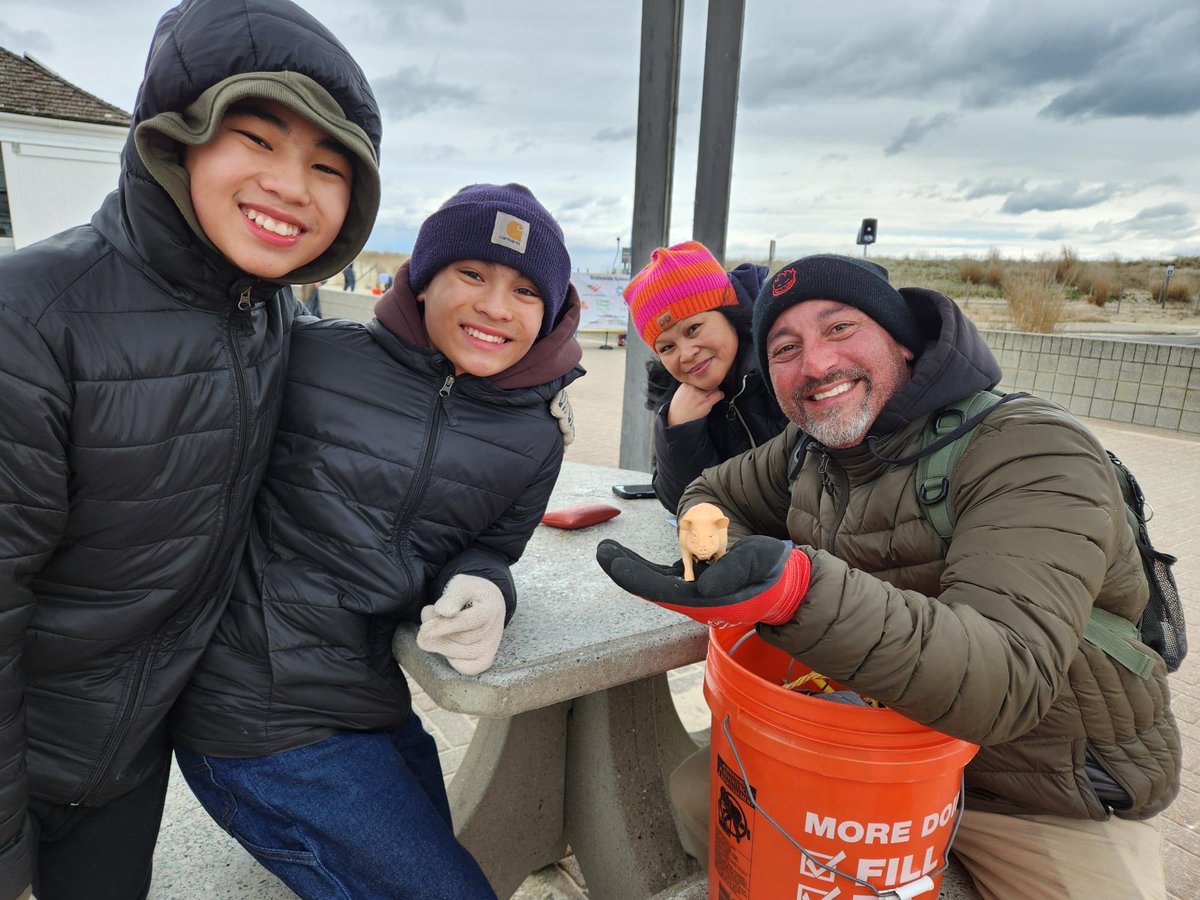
[175,714,496,900]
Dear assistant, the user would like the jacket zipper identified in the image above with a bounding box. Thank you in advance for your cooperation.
[70,635,158,805]
[391,375,454,590]
[71,288,255,804]
[218,292,253,541]
[823,456,851,552]
[1084,743,1134,818]
[724,374,757,447]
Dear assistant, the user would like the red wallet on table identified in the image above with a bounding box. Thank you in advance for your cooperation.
[541,503,621,530]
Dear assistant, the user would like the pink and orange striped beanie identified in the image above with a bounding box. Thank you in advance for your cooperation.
[622,240,736,348]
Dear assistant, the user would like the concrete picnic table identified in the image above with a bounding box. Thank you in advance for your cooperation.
[394,460,979,900]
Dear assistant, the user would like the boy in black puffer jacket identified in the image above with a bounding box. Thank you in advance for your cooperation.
[0,2,380,898]
[172,184,584,900]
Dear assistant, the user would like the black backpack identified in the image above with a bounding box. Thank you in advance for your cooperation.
[916,390,1187,675]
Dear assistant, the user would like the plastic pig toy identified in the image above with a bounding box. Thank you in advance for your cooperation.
[679,502,729,582]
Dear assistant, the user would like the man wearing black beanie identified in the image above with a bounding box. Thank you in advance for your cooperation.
[598,253,1178,898]
[749,255,925,448]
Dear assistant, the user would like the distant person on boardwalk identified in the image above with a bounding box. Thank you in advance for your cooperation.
[622,241,788,513]
[297,279,323,317]
[173,183,583,899]
[343,260,357,290]
[0,1,381,898]
[599,254,1180,899]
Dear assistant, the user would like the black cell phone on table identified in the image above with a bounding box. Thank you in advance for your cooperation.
[612,483,656,500]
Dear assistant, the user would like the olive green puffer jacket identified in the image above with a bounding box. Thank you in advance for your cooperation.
[682,291,1180,821]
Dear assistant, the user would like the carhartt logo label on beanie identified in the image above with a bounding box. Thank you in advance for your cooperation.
[492,211,529,253]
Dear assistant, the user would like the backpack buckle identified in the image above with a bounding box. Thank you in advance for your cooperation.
[933,408,966,435]
[918,477,949,505]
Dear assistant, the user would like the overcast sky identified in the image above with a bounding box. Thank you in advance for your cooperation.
[2,0,1197,272]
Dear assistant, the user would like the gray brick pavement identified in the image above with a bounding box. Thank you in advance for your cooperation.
[1083,419,1200,900]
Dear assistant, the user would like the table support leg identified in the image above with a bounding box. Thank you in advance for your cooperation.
[449,701,571,899]
[564,673,702,899]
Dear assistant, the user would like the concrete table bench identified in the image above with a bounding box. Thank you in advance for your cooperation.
[395,461,708,899]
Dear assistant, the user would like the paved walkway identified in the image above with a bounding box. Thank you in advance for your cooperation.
[150,342,1200,899]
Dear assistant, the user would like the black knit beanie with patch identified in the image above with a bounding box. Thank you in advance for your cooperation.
[752,254,923,376]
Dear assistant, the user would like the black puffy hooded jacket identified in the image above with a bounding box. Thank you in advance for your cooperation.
[0,0,380,888]
[171,267,584,756]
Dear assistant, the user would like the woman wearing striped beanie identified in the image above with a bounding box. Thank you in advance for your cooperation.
[622,240,788,516]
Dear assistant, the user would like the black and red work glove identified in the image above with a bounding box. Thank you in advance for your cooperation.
[595,536,811,627]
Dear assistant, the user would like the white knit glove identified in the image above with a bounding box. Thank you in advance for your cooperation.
[550,388,575,447]
[416,575,506,675]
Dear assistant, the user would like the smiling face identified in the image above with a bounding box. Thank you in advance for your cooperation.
[765,300,914,448]
[652,310,739,392]
[419,260,544,377]
[184,99,353,280]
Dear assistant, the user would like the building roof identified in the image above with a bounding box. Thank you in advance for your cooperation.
[0,45,130,128]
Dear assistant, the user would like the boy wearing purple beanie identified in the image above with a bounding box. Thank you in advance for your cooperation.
[172,183,583,899]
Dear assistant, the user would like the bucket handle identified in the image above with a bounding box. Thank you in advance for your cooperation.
[719,714,964,900]
[724,628,801,681]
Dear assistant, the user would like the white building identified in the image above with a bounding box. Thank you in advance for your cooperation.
[0,46,129,254]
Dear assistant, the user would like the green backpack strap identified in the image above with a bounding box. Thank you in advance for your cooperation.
[1084,607,1156,679]
[916,390,1005,540]
[917,390,1157,678]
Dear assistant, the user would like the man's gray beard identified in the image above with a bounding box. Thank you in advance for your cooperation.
[788,370,876,448]
[795,397,874,449]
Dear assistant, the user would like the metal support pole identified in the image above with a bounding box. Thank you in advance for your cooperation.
[619,0,684,473]
[691,0,746,266]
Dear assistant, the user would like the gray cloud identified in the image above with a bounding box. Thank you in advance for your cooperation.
[945,3,1140,110]
[958,177,1028,200]
[412,144,463,161]
[1034,226,1073,241]
[740,2,1198,122]
[368,0,466,30]
[1038,9,1200,119]
[372,66,481,119]
[1001,181,1121,214]
[1143,175,1186,189]
[593,125,635,142]
[1118,203,1196,238]
[884,112,957,155]
[556,194,624,214]
[0,22,53,55]
[1041,76,1200,120]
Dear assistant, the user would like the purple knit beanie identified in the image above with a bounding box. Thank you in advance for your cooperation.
[407,183,572,337]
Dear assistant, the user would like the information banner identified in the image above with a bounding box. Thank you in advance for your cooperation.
[574,272,631,333]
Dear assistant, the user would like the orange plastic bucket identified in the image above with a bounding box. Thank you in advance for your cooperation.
[704,627,978,900]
